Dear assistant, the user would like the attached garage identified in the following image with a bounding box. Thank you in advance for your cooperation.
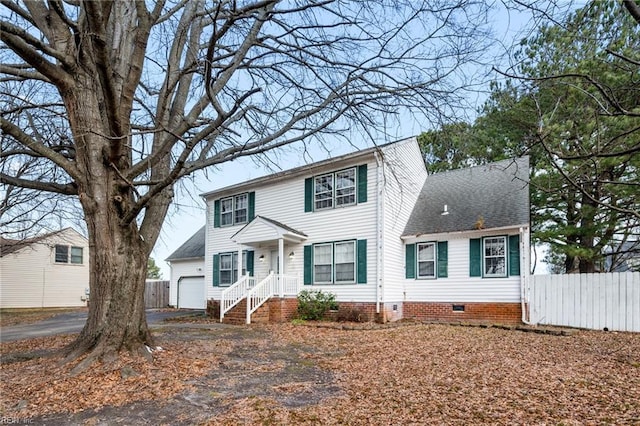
[177,276,205,309]
[166,226,206,309]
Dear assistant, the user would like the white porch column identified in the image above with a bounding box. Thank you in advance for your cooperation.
[278,237,284,296]
[237,244,243,283]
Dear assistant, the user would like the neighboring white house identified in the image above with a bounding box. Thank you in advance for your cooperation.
[0,227,90,308]
[165,226,206,309]
[191,137,530,324]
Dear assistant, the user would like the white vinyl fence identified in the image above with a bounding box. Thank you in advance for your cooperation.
[529,272,640,332]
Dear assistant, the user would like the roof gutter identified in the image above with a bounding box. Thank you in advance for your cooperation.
[400,223,531,241]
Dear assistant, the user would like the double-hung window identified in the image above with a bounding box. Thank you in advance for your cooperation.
[314,174,333,210]
[314,168,356,210]
[417,243,436,278]
[313,243,333,283]
[219,193,250,227]
[219,252,248,285]
[484,236,506,277]
[334,241,355,282]
[220,198,233,226]
[313,241,356,284]
[55,245,83,264]
[335,169,356,206]
[234,194,248,224]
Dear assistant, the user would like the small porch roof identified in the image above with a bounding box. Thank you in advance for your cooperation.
[231,216,307,245]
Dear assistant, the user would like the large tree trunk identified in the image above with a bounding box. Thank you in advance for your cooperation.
[61,69,161,367]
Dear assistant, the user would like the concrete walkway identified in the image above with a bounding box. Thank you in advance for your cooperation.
[0,309,204,342]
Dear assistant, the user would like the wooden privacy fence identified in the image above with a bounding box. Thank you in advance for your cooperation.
[528,272,640,332]
[145,280,170,309]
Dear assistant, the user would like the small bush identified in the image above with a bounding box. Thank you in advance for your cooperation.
[296,290,338,320]
[337,307,369,323]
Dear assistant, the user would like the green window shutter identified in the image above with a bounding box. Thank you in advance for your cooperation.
[469,238,481,277]
[437,241,448,278]
[357,164,368,203]
[509,235,520,276]
[246,250,254,277]
[405,243,416,279]
[303,245,313,285]
[212,254,220,286]
[213,200,221,228]
[248,192,255,222]
[304,177,313,212]
[357,239,367,284]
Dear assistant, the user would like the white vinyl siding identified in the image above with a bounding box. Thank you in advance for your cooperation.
[205,153,380,303]
[381,139,429,302]
[0,228,89,308]
[404,234,522,303]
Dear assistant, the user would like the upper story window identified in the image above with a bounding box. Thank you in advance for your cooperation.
[314,168,356,210]
[314,174,334,210]
[214,192,255,228]
[306,164,366,213]
[484,236,507,277]
[55,245,83,264]
[335,169,356,206]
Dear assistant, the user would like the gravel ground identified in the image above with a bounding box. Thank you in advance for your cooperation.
[1,322,638,425]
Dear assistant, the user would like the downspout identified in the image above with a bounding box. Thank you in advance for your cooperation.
[520,226,532,324]
[374,151,384,315]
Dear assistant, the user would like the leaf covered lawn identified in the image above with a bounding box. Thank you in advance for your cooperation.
[1,323,639,425]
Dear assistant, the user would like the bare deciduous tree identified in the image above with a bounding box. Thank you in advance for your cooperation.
[1,0,491,365]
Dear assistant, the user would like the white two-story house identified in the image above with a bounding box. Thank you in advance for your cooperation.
[183,137,530,324]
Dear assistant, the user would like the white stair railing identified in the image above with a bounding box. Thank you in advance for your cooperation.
[280,274,301,296]
[246,272,277,324]
[220,275,256,322]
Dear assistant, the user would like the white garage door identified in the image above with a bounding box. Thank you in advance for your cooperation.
[178,277,205,309]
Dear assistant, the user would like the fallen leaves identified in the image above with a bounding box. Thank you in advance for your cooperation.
[1,322,639,425]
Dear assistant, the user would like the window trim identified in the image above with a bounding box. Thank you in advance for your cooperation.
[220,197,234,227]
[416,242,436,279]
[313,243,334,284]
[314,173,334,211]
[218,251,248,286]
[335,168,356,208]
[313,167,357,211]
[483,236,508,278]
[334,240,356,283]
[54,244,83,265]
[312,240,357,285]
[219,192,250,227]
[234,193,248,224]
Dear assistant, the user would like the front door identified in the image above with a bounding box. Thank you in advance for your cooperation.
[270,250,280,274]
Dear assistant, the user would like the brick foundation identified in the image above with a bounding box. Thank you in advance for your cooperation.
[267,297,299,323]
[208,297,298,324]
[325,302,380,323]
[403,302,522,324]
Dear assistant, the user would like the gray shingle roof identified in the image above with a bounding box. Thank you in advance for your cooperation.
[402,157,529,236]
[166,226,205,261]
[257,216,307,237]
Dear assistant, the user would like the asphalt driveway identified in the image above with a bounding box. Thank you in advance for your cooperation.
[0,309,203,342]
